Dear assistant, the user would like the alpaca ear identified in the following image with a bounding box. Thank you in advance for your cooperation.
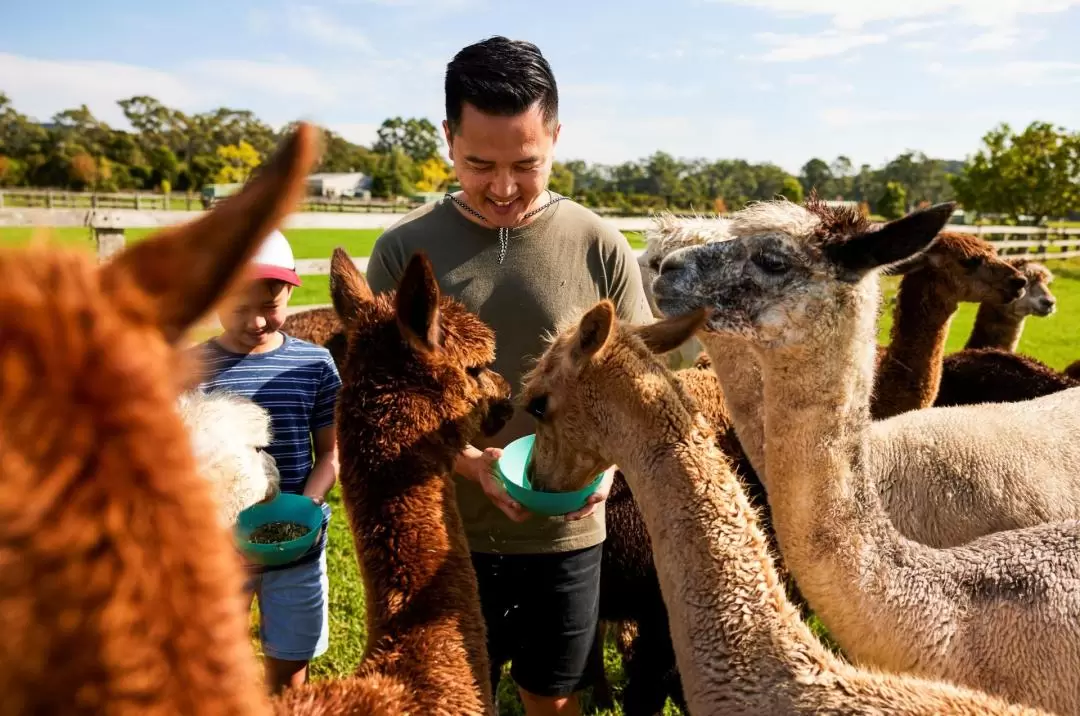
[633,307,708,356]
[395,252,442,353]
[100,123,322,344]
[825,201,955,278]
[329,246,373,327]
[573,300,615,364]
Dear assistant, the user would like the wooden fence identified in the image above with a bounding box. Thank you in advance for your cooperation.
[0,188,424,214]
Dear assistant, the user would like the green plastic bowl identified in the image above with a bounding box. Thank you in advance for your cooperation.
[234,493,323,567]
[495,434,605,517]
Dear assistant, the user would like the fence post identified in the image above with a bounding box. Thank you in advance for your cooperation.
[87,211,126,263]
[0,190,4,209]
[134,192,142,210]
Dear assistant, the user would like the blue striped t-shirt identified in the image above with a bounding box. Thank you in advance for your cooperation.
[196,333,342,571]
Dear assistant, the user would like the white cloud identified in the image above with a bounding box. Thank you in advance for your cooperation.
[329,122,382,146]
[188,60,340,105]
[818,108,929,128]
[754,29,888,61]
[962,26,1048,51]
[555,114,759,165]
[926,59,1080,86]
[705,0,1080,30]
[785,73,855,94]
[0,52,197,125]
[288,5,374,53]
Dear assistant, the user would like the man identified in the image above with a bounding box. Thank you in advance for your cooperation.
[364,36,653,716]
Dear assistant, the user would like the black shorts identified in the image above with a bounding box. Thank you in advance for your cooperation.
[471,544,603,698]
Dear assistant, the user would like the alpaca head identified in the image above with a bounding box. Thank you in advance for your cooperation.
[329,248,514,457]
[520,301,709,492]
[178,389,282,528]
[638,213,734,319]
[1005,258,1056,318]
[652,198,956,351]
[889,230,1027,305]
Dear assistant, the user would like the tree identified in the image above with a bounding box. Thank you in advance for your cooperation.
[799,158,832,196]
[373,117,441,164]
[951,121,1080,225]
[213,140,261,184]
[69,152,98,188]
[370,146,416,198]
[548,161,574,196]
[779,175,804,203]
[877,181,907,220]
[414,155,453,193]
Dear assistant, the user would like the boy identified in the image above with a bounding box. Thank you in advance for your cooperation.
[194,229,341,693]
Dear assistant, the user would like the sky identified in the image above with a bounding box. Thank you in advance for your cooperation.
[1,0,1078,175]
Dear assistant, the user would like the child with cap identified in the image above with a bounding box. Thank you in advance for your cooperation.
[193,229,341,692]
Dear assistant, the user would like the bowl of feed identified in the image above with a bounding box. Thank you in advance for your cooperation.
[235,492,323,566]
[495,433,605,517]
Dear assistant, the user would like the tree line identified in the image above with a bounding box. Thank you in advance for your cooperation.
[1,92,1077,223]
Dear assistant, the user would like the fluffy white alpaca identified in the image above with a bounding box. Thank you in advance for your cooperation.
[178,389,280,528]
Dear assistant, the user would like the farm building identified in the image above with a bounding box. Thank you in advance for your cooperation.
[306,172,372,199]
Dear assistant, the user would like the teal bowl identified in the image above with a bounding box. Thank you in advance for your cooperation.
[495,434,605,517]
[234,493,323,567]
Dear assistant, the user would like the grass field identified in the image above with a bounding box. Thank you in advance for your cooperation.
[5,224,1080,714]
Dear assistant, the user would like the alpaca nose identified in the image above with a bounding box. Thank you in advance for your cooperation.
[1041,298,1056,313]
[659,251,688,275]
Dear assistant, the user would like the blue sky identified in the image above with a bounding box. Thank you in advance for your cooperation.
[1,0,1078,174]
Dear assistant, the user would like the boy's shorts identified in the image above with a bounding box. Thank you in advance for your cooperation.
[246,548,330,662]
[471,544,603,698]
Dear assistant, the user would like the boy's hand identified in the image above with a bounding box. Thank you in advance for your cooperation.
[455,446,530,523]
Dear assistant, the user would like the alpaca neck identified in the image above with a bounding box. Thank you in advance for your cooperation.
[341,445,492,712]
[966,303,1023,351]
[698,333,768,481]
[611,382,835,708]
[873,270,956,419]
[758,278,918,652]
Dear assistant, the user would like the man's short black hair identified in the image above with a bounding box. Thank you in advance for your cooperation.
[445,36,559,135]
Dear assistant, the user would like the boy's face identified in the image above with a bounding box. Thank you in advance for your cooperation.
[219,279,293,350]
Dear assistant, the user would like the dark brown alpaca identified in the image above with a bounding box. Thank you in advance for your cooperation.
[0,123,321,715]
[872,230,1026,419]
[273,247,513,716]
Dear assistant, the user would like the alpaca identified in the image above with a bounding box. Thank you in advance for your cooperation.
[178,388,281,528]
[282,307,346,367]
[935,349,1080,407]
[1066,360,1080,381]
[0,122,324,716]
[274,247,514,716]
[652,198,1080,713]
[965,258,1056,352]
[871,231,1027,419]
[518,300,1046,715]
[645,211,1080,550]
[282,291,729,714]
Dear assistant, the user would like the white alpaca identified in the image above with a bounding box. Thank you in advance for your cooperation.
[178,389,280,528]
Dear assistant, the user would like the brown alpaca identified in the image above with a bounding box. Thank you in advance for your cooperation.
[933,260,1072,407]
[965,258,1056,352]
[871,230,1026,419]
[520,300,1045,715]
[282,307,346,365]
[0,124,321,715]
[654,198,1080,714]
[272,247,514,716]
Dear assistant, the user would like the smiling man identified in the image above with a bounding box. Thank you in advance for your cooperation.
[364,35,653,716]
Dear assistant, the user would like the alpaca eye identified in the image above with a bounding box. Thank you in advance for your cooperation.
[754,253,789,275]
[961,257,981,270]
[466,365,482,378]
[526,395,548,420]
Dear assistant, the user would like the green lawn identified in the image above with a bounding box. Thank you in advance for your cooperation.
[6,224,1080,714]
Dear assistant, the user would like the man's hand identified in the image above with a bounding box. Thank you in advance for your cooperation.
[564,465,618,522]
[455,445,530,523]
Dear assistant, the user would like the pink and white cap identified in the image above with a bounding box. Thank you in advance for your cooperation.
[250,229,301,286]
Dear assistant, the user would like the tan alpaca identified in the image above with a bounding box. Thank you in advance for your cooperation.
[645,213,1080,550]
[965,258,1056,352]
[519,300,1046,715]
[872,231,1026,419]
[652,198,1080,714]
